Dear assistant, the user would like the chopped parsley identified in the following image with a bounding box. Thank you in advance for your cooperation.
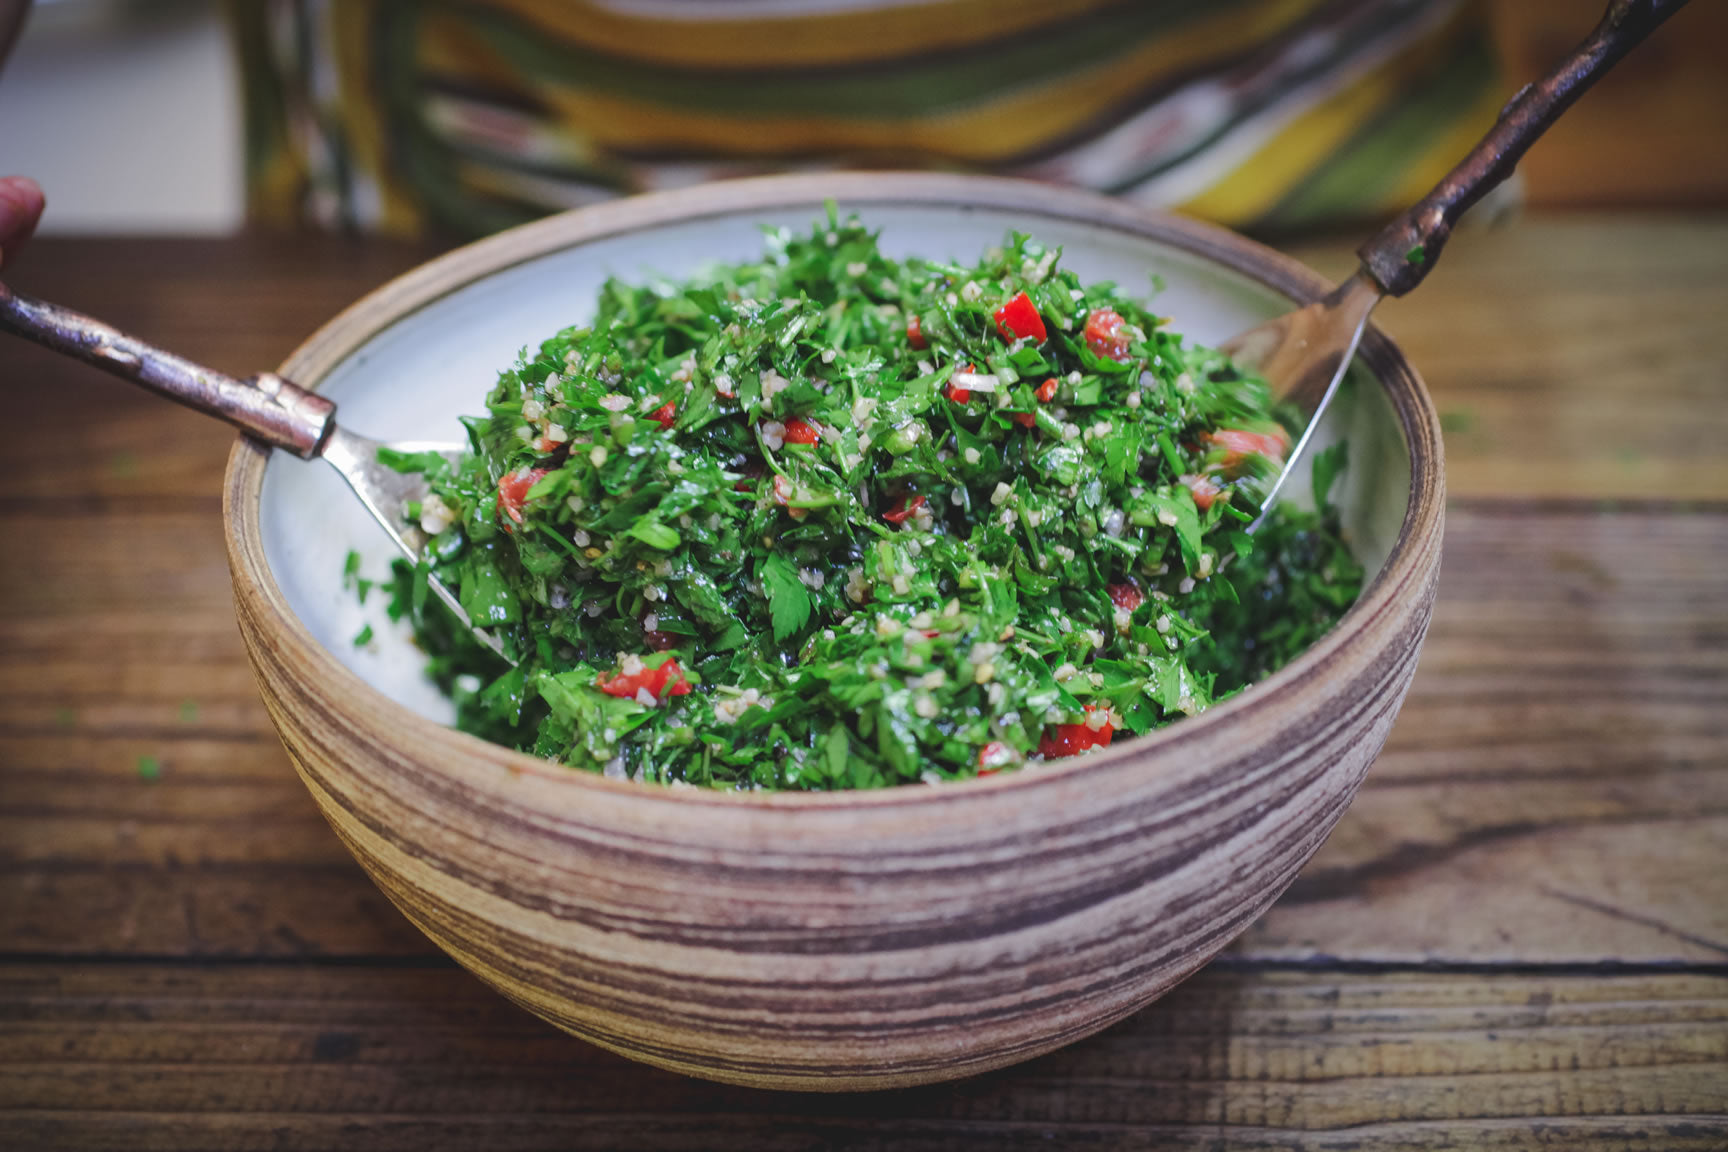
[386,210,1361,790]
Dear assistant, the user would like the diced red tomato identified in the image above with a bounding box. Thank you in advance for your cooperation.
[715,376,736,399]
[595,656,692,702]
[977,740,1019,776]
[882,493,927,524]
[1107,583,1143,611]
[1205,426,1290,472]
[495,467,549,526]
[773,473,808,520]
[993,291,1047,344]
[1083,307,1132,361]
[1010,378,1058,428]
[1181,472,1225,510]
[649,402,677,431]
[783,417,820,445]
[1038,705,1116,759]
[535,437,560,453]
[944,363,976,404]
[907,314,928,350]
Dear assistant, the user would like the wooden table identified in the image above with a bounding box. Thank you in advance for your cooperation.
[2,217,1724,1149]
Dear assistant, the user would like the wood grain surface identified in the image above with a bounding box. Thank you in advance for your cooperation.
[5,965,1724,1150]
[2,216,1725,1143]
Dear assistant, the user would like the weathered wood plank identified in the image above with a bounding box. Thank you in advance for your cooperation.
[1287,216,1728,501]
[1246,503,1728,963]
[0,515,237,620]
[0,236,432,375]
[0,871,426,957]
[8,1115,1728,1152]
[1,966,1723,1150]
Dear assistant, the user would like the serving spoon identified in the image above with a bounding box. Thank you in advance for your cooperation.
[0,284,508,660]
[1231,0,1688,526]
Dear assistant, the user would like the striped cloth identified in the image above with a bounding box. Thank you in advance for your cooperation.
[230,0,1503,238]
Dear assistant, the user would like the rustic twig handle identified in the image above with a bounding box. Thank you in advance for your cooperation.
[0,281,336,458]
[1359,0,1690,297]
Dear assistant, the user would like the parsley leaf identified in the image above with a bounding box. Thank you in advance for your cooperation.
[760,551,813,643]
[1312,441,1349,514]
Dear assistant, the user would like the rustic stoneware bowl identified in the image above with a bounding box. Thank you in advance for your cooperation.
[224,173,1443,1091]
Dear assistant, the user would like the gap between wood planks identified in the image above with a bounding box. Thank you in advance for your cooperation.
[1,953,1725,978]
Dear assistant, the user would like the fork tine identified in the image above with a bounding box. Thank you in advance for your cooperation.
[319,427,509,662]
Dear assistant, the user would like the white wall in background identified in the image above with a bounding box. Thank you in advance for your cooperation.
[0,0,243,234]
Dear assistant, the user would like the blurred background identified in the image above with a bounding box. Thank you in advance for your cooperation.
[2,0,1722,242]
[0,0,242,233]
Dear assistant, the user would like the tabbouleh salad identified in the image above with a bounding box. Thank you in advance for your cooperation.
[378,209,1361,790]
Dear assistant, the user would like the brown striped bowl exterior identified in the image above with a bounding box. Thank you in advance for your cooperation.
[224,174,1444,1090]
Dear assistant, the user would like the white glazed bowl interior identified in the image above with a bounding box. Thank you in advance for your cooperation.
[260,194,1409,723]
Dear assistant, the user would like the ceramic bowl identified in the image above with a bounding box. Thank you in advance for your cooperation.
[224,173,1443,1091]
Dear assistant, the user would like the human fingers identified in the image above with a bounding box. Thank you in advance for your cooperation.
[0,176,46,269]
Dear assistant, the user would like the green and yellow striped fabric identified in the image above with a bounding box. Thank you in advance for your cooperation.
[229,0,1503,238]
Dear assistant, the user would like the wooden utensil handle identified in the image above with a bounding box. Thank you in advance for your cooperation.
[1359,0,1690,297]
[0,282,335,458]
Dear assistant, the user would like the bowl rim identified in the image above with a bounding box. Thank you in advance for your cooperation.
[223,170,1443,811]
